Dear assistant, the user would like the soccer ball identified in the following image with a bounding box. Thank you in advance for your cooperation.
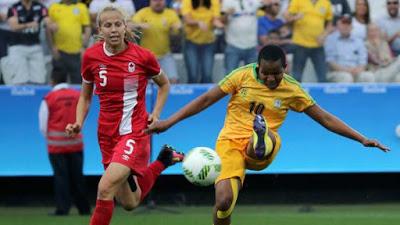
[182,147,221,186]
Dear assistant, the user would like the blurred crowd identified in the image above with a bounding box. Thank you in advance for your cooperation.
[1,0,400,85]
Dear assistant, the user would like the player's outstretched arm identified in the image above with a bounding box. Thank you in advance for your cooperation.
[65,82,94,137]
[304,104,390,152]
[144,86,227,134]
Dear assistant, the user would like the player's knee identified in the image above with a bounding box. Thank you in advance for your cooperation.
[97,178,119,199]
[121,200,139,211]
[215,192,233,211]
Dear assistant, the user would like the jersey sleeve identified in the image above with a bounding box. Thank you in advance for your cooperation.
[81,50,94,83]
[288,85,316,112]
[80,3,90,26]
[145,50,161,77]
[218,71,242,94]
[325,2,333,21]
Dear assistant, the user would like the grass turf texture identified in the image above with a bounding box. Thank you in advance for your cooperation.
[0,204,399,225]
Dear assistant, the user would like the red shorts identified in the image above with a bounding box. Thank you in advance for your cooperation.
[98,134,150,176]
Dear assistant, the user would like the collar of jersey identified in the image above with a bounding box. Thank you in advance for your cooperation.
[103,42,116,56]
[252,63,265,84]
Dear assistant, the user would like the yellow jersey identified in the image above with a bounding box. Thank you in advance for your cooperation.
[49,3,90,54]
[132,7,181,58]
[288,0,333,48]
[181,0,220,44]
[217,63,315,140]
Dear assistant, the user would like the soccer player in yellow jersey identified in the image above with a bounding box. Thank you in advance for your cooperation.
[145,45,389,225]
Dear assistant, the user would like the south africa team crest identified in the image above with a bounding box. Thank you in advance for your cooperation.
[274,99,282,108]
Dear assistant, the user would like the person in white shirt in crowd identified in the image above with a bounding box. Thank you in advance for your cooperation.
[378,0,400,56]
[221,0,261,74]
[324,14,374,82]
[366,23,400,82]
[351,0,370,40]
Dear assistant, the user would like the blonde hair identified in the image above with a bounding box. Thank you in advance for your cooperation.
[95,4,138,43]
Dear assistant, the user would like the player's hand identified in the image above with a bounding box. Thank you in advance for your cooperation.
[144,120,171,134]
[362,139,390,152]
[65,123,81,137]
[147,113,159,126]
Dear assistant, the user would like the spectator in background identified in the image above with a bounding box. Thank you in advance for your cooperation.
[2,0,49,85]
[47,0,91,84]
[378,0,400,56]
[133,0,181,83]
[258,1,287,49]
[181,0,223,83]
[366,23,400,82]
[330,0,351,25]
[285,0,334,83]
[351,0,370,40]
[221,0,260,74]
[324,15,374,82]
[0,0,18,84]
[39,69,91,216]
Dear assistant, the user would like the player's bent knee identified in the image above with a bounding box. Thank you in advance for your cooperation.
[215,194,233,211]
[215,179,239,219]
[121,200,139,211]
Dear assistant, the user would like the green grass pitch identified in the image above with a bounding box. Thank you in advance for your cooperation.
[1,204,399,225]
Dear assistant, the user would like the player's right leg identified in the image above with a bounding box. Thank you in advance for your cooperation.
[89,163,131,225]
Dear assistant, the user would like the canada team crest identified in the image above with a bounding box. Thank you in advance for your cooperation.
[128,62,135,73]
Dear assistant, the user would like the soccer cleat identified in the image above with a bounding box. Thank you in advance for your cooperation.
[252,114,272,159]
[157,144,185,167]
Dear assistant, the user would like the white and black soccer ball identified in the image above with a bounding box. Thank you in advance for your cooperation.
[182,147,221,186]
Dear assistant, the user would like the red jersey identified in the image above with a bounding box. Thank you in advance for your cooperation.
[45,87,83,154]
[81,42,161,138]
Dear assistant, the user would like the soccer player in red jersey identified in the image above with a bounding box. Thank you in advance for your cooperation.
[65,5,184,225]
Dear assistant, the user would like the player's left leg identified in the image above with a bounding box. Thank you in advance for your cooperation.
[114,144,184,210]
[136,144,184,202]
[114,176,142,211]
[213,178,241,225]
[213,139,247,225]
[249,114,276,159]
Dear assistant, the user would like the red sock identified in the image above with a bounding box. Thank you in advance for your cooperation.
[89,199,114,225]
[137,160,165,202]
